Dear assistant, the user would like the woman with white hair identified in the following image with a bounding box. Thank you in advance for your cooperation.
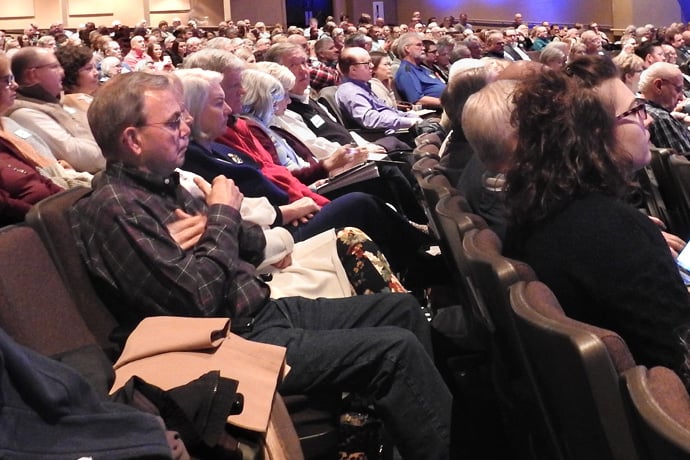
[539,42,567,70]
[175,68,406,295]
[99,56,122,83]
[241,66,362,185]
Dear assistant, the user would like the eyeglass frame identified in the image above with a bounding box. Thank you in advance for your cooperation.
[136,109,193,133]
[660,78,684,94]
[352,61,373,66]
[615,100,647,124]
[30,62,62,71]
[0,74,15,89]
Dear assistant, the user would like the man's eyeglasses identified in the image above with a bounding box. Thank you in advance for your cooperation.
[138,110,193,133]
[0,74,15,89]
[31,62,62,71]
[352,61,372,66]
[660,78,684,94]
[616,100,647,124]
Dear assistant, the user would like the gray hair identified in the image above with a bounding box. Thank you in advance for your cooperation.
[240,68,285,125]
[100,56,121,78]
[205,36,236,52]
[639,61,681,93]
[182,48,244,73]
[173,68,223,142]
[539,43,566,67]
[252,61,296,92]
[397,32,423,57]
[462,80,518,171]
[263,42,303,64]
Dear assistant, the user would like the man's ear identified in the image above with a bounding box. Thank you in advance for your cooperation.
[20,68,36,86]
[653,78,664,93]
[121,126,144,156]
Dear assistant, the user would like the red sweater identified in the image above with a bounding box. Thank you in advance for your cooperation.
[216,117,329,206]
[0,146,63,225]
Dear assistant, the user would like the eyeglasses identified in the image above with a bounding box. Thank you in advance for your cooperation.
[138,110,193,133]
[352,61,372,66]
[0,74,15,89]
[31,62,62,71]
[660,78,684,94]
[616,100,647,123]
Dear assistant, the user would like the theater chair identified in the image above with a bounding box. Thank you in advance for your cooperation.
[647,148,690,239]
[462,228,561,459]
[26,187,121,357]
[0,224,111,392]
[623,365,690,459]
[510,280,641,460]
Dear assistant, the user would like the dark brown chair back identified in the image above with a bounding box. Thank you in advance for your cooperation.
[26,187,120,356]
[0,224,97,357]
[623,365,690,459]
[648,148,690,239]
[433,196,490,327]
[461,228,561,457]
[510,280,640,460]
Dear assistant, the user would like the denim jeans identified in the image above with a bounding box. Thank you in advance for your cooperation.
[244,292,451,460]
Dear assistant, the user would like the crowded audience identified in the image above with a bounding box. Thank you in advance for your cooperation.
[4,10,690,460]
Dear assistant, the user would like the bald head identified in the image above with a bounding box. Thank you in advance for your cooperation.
[580,30,602,54]
[339,46,371,78]
[11,47,64,97]
[639,61,684,111]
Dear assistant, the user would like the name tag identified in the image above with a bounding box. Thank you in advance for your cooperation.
[13,128,32,139]
[310,114,325,128]
[63,106,77,114]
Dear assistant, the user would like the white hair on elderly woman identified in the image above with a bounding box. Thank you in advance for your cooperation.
[173,68,223,142]
[251,61,296,92]
[240,68,285,125]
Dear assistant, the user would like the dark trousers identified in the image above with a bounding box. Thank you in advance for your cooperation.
[286,192,430,272]
[245,293,452,460]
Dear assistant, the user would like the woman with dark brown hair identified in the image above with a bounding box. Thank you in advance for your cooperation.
[504,55,690,381]
[169,38,187,67]
[55,45,99,96]
[55,45,100,129]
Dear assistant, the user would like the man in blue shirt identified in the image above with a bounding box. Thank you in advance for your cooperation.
[394,32,446,107]
[336,46,422,130]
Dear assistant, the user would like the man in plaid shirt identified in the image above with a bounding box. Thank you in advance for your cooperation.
[640,62,690,153]
[309,37,341,92]
[70,71,452,460]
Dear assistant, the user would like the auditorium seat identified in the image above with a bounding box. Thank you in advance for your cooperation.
[0,224,99,358]
[623,365,690,459]
[510,280,641,460]
[648,148,690,239]
[26,187,121,357]
[666,153,690,240]
[462,228,561,458]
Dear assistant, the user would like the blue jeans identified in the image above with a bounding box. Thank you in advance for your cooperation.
[244,293,452,460]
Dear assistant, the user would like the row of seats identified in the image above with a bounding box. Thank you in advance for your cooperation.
[411,152,690,460]
[0,187,339,460]
[639,147,690,241]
